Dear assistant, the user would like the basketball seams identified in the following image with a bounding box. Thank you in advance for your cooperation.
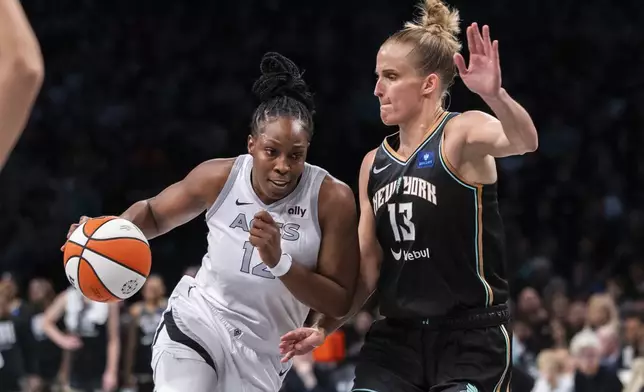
[75,256,81,290]
[83,247,147,279]
[80,257,122,300]
[65,217,150,302]
[82,216,115,238]
[69,222,149,278]
[87,236,149,245]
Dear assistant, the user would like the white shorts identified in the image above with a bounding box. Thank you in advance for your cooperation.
[151,277,291,392]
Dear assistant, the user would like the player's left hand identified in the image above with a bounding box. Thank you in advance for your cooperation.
[279,327,325,363]
[249,210,282,268]
[453,23,501,99]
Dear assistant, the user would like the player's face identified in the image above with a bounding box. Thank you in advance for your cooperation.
[374,42,438,126]
[28,279,49,303]
[142,276,165,301]
[248,117,309,203]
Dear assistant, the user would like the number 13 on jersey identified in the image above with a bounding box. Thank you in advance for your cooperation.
[388,202,415,242]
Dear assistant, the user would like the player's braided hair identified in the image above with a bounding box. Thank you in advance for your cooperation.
[251,52,315,138]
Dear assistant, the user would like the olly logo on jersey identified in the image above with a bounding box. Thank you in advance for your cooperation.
[372,176,437,214]
[417,151,434,168]
[390,247,431,262]
[287,205,307,218]
[230,213,301,241]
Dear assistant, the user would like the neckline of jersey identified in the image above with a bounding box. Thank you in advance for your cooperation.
[382,111,451,165]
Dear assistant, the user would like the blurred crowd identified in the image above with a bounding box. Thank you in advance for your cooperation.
[1,0,644,391]
[0,269,376,392]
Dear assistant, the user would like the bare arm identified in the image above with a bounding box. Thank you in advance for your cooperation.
[314,150,383,333]
[105,304,120,377]
[41,292,70,348]
[122,304,141,386]
[120,158,234,239]
[274,177,360,318]
[0,0,44,171]
[462,90,538,159]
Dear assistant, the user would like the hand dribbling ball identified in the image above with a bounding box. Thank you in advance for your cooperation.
[63,216,151,302]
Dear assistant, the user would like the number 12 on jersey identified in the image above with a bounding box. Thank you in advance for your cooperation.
[240,241,275,279]
[388,202,415,242]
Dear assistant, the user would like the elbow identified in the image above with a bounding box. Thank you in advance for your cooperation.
[10,54,44,90]
[1,55,45,98]
[328,292,353,319]
[519,133,538,154]
[41,320,54,338]
[526,134,538,153]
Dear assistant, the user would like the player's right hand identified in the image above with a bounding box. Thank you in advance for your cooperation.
[279,327,325,363]
[59,334,83,351]
[61,216,89,251]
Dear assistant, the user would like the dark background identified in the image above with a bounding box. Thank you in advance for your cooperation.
[1,0,644,390]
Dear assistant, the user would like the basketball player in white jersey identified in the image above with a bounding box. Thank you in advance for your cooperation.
[64,52,360,392]
[0,0,44,172]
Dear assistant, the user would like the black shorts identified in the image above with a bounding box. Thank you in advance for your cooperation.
[352,304,512,392]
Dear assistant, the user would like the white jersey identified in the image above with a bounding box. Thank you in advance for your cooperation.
[195,154,327,354]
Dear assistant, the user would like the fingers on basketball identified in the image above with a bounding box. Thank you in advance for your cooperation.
[63,216,151,303]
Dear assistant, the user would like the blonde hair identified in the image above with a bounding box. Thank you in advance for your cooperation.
[586,293,620,330]
[387,0,462,93]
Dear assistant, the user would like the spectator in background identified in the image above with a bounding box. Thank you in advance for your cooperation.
[566,300,588,339]
[569,328,622,392]
[517,287,554,354]
[624,358,644,392]
[1,272,25,317]
[42,287,120,392]
[586,293,620,331]
[0,281,38,392]
[532,349,573,392]
[597,324,623,371]
[281,352,331,392]
[622,312,643,369]
[122,275,166,392]
[26,278,62,392]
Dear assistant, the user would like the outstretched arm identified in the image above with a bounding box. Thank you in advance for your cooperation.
[454,23,538,158]
[120,158,233,239]
[64,159,234,246]
[0,0,44,171]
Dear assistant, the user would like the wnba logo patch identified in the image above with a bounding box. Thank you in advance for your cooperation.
[417,151,434,168]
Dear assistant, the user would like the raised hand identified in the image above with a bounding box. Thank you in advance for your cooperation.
[454,23,502,99]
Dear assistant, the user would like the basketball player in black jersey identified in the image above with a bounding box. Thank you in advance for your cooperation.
[0,281,39,392]
[0,0,43,172]
[42,288,120,392]
[123,275,167,392]
[280,0,538,391]
[25,278,63,392]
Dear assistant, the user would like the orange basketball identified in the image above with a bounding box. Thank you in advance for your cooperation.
[63,216,151,303]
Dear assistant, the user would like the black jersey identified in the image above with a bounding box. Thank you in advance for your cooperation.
[367,112,508,319]
[65,291,108,383]
[28,305,63,381]
[133,305,163,375]
[0,314,37,392]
